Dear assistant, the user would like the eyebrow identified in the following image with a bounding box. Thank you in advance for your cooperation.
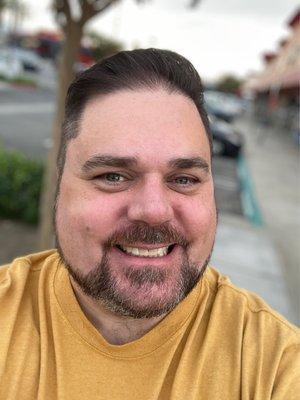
[81,154,209,173]
[168,157,209,172]
[82,155,138,173]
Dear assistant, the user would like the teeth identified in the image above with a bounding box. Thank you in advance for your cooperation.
[119,245,169,257]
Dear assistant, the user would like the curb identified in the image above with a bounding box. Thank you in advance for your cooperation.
[0,82,11,91]
[237,154,264,227]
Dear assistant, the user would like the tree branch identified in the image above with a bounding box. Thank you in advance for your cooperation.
[81,0,120,25]
[189,0,201,7]
[53,0,72,25]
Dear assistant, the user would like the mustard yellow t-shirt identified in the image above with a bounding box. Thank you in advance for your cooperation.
[0,250,299,400]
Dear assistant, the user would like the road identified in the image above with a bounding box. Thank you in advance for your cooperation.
[0,85,243,216]
[0,85,55,157]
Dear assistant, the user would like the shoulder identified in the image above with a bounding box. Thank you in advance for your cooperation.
[204,267,300,343]
[0,250,62,382]
[203,268,300,398]
[0,249,59,275]
[0,250,60,297]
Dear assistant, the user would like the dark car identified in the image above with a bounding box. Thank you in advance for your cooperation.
[209,115,243,158]
[204,90,244,123]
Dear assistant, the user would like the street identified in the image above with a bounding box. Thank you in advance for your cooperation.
[0,86,55,157]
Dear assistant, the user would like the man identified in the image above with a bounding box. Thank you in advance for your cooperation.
[0,49,299,399]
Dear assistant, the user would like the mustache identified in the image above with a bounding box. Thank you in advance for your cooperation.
[104,222,188,248]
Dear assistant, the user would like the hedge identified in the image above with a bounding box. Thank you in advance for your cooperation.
[0,146,44,224]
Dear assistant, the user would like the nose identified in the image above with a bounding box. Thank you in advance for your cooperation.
[127,176,174,225]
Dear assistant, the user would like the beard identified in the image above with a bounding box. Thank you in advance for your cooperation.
[55,222,213,319]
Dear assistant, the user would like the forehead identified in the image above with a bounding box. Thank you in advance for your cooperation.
[67,88,210,168]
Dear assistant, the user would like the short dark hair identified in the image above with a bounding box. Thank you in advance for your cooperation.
[57,48,211,180]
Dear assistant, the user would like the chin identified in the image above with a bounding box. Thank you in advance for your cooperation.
[65,251,208,319]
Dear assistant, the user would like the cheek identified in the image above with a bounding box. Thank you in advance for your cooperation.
[188,204,216,235]
[181,190,216,232]
[182,199,216,263]
[57,190,124,241]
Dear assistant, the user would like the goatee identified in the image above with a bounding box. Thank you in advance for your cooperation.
[56,222,212,319]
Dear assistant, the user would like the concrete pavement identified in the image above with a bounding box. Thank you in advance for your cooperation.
[211,113,299,326]
[212,213,295,323]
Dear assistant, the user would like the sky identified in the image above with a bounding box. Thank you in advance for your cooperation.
[9,0,300,82]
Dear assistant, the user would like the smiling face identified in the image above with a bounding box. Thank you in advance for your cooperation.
[55,88,217,318]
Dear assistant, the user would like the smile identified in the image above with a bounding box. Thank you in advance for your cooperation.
[116,244,176,258]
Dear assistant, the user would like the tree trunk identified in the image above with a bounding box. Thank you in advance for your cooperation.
[39,21,84,249]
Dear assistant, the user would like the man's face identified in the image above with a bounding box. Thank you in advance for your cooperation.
[55,88,217,318]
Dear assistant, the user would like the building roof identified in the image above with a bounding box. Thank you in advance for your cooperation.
[244,8,300,93]
[288,8,300,29]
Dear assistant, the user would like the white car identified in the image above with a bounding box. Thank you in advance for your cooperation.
[0,47,42,80]
[0,47,23,79]
[12,47,42,72]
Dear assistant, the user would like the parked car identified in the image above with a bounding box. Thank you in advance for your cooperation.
[12,47,42,72]
[209,114,243,158]
[0,47,23,79]
[204,90,244,123]
[0,47,41,77]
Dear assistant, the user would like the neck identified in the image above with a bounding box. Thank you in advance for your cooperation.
[70,278,166,345]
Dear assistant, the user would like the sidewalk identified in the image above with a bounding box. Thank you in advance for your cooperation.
[212,213,295,323]
[212,113,299,326]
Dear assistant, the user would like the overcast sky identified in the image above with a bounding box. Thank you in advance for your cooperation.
[16,0,300,81]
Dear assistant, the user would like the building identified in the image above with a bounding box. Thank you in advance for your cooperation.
[244,8,300,139]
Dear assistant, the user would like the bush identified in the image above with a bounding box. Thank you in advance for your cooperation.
[0,147,44,224]
[0,74,37,87]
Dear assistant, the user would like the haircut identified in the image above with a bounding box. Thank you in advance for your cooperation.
[57,48,211,181]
